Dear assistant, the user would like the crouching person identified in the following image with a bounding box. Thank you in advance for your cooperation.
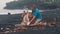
[30,5,42,25]
[21,11,30,26]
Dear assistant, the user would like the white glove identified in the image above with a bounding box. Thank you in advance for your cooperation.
[27,22,30,25]
[39,22,42,25]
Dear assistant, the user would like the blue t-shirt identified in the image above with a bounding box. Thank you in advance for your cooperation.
[32,8,42,19]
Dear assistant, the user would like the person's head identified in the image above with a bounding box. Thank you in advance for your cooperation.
[31,5,36,10]
[24,10,29,15]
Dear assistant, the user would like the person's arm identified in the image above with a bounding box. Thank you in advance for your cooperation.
[23,15,27,23]
[30,10,37,23]
[30,16,36,23]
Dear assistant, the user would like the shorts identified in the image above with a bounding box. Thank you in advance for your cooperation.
[36,19,43,25]
[36,19,42,23]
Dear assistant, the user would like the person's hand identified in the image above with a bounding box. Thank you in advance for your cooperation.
[27,22,30,25]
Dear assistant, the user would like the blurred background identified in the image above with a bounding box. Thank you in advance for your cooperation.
[4,0,60,9]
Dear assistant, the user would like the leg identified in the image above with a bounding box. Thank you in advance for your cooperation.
[31,19,41,26]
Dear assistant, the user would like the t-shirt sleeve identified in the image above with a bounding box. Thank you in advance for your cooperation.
[33,12,37,17]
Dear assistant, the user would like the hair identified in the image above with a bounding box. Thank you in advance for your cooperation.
[31,4,36,9]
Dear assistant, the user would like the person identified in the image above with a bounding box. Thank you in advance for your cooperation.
[30,5,42,25]
[15,11,32,27]
[21,11,31,25]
